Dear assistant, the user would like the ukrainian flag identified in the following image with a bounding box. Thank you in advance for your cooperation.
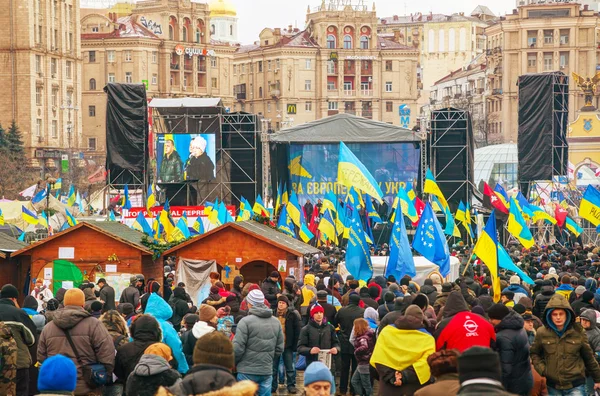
[473,211,501,302]
[122,185,132,210]
[159,207,175,241]
[515,192,533,220]
[465,203,474,236]
[565,217,583,237]
[54,178,62,191]
[345,187,365,209]
[133,211,153,236]
[424,168,448,210]
[580,185,600,227]
[365,195,382,223]
[391,187,418,223]
[299,223,314,243]
[192,217,205,235]
[321,190,338,214]
[456,201,474,239]
[253,194,269,217]
[39,211,49,229]
[146,185,156,215]
[274,183,283,216]
[67,185,76,207]
[281,183,289,206]
[65,208,78,227]
[529,204,557,225]
[337,142,384,203]
[176,216,191,239]
[318,209,337,244]
[22,206,38,225]
[277,205,296,238]
[443,205,461,238]
[286,192,305,227]
[507,197,535,249]
[0,209,4,226]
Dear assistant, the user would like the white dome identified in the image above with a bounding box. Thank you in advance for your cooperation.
[474,143,518,190]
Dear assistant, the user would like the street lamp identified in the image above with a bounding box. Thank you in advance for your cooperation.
[45,176,56,227]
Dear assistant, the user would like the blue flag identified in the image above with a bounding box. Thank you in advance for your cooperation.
[385,207,415,280]
[109,210,116,222]
[412,203,450,277]
[498,243,535,285]
[344,207,373,280]
[123,185,132,210]
[277,205,296,238]
[176,218,191,239]
[192,217,205,235]
[32,188,47,204]
[133,211,153,236]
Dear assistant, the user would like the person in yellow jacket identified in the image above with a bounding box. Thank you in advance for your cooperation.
[555,275,575,300]
[501,291,515,308]
[301,274,317,324]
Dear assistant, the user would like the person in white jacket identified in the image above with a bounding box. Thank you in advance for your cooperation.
[31,279,54,312]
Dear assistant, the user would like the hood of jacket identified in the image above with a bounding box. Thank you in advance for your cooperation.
[233,276,244,290]
[133,354,172,376]
[505,284,528,295]
[145,292,173,321]
[51,306,92,330]
[420,284,437,295]
[192,320,215,339]
[519,297,533,310]
[556,284,574,292]
[580,308,598,328]
[130,314,162,342]
[495,309,524,332]
[304,274,315,288]
[83,288,96,301]
[373,276,387,289]
[441,291,469,318]
[541,285,555,296]
[23,295,39,310]
[249,305,273,318]
[55,288,66,303]
[394,305,425,330]
[100,310,128,336]
[542,294,575,328]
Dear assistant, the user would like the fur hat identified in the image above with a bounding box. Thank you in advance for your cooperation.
[458,347,502,383]
[193,331,234,369]
[63,288,85,307]
[199,304,217,322]
[277,295,290,306]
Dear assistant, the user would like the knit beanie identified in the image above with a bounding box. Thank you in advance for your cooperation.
[509,275,520,285]
[513,304,526,315]
[384,291,395,303]
[501,290,514,300]
[23,295,39,310]
[442,282,453,293]
[38,354,77,392]
[458,346,502,383]
[487,303,510,320]
[199,304,217,322]
[412,294,429,310]
[246,289,265,306]
[277,295,290,306]
[184,313,200,326]
[144,342,173,362]
[304,362,335,394]
[310,304,325,318]
[582,290,595,302]
[46,298,60,311]
[368,286,379,299]
[348,293,361,306]
[120,303,134,316]
[91,301,103,312]
[63,288,85,307]
[0,284,18,299]
[193,331,234,369]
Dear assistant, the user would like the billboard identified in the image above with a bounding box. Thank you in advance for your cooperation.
[289,143,420,205]
[156,134,216,183]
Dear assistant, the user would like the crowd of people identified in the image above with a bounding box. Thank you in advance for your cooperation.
[0,242,600,396]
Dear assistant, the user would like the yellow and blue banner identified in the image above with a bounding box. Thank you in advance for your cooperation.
[318,209,337,244]
[390,186,418,224]
[287,191,305,227]
[39,211,49,229]
[299,223,314,243]
[345,206,373,280]
[146,185,156,215]
[515,192,533,220]
[364,195,381,223]
[580,185,600,227]
[337,142,384,203]
[277,205,296,238]
[65,208,78,227]
[0,209,4,226]
[565,217,583,237]
[21,206,38,225]
[67,185,76,207]
[252,194,269,217]
[424,168,448,210]
[529,204,557,225]
[413,203,450,276]
[507,197,535,249]
[192,217,205,235]
[498,243,535,285]
[133,211,153,236]
[385,206,415,280]
[473,211,501,302]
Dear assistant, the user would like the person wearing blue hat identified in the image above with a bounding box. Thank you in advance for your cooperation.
[37,354,77,395]
[304,361,335,396]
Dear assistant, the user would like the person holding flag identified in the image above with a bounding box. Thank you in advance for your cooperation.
[473,211,501,302]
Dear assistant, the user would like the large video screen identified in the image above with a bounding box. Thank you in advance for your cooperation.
[156,134,217,183]
[289,143,420,205]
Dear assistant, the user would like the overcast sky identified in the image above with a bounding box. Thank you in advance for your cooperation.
[82,0,516,44]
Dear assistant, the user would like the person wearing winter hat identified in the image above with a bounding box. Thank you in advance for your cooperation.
[119,275,141,308]
[181,305,216,367]
[304,361,335,396]
[271,294,302,394]
[334,293,364,395]
[298,303,340,368]
[580,309,600,395]
[167,286,191,333]
[501,275,530,304]
[314,290,336,325]
[378,291,396,320]
[457,347,512,394]
[261,271,281,308]
[125,343,181,396]
[487,303,533,395]
[37,354,77,395]
[44,298,61,323]
[571,290,595,316]
[89,300,103,319]
[414,349,460,396]
[22,295,46,333]
[433,282,454,316]
[233,288,284,396]
[571,285,587,304]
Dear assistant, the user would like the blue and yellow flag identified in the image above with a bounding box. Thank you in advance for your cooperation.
[176,216,191,239]
[364,195,382,223]
[345,187,364,209]
[159,204,176,241]
[192,216,205,235]
[529,204,557,225]
[218,201,234,225]
[338,142,384,203]
[147,185,156,215]
[133,211,153,236]
[318,209,337,244]
[345,206,373,280]
[321,190,337,214]
[494,184,510,210]
[507,197,534,249]
[67,185,76,207]
[289,154,313,178]
[54,178,62,191]
[22,206,38,225]
[286,191,305,227]
[252,194,269,217]
[65,208,78,227]
[515,192,533,220]
[413,203,450,277]
[281,183,289,206]
[122,185,132,210]
[275,182,283,216]
[386,206,415,280]
[277,205,296,238]
[424,168,448,210]
[39,211,49,229]
[391,187,418,223]
[0,209,4,226]
[498,243,535,285]
[299,223,314,243]
[443,205,461,238]
[565,217,583,237]
[456,201,474,238]
[473,211,501,302]
[580,185,600,227]
[32,188,47,205]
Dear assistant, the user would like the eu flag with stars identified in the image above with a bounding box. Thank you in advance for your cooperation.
[385,207,415,280]
[412,203,450,277]
[344,207,373,280]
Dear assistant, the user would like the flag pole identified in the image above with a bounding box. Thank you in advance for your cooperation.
[461,254,474,277]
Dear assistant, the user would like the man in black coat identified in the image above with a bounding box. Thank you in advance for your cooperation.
[272,296,302,394]
[488,303,533,395]
[311,290,336,325]
[334,293,364,395]
[297,304,340,366]
[97,278,116,312]
[120,275,141,309]
[261,271,281,308]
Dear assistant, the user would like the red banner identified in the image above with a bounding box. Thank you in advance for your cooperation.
[123,206,236,219]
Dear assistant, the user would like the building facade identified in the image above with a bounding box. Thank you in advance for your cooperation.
[485,2,600,142]
[232,3,420,130]
[81,0,236,161]
[0,0,82,169]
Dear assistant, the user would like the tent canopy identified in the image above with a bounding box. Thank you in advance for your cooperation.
[268,113,423,144]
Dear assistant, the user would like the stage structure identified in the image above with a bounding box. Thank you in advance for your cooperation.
[149,98,261,206]
[517,72,569,196]
[428,107,476,210]
[268,113,423,211]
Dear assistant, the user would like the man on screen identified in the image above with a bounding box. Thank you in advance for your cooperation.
[185,136,215,181]
[159,138,183,182]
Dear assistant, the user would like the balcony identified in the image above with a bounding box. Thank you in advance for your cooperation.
[236,92,246,101]
[327,87,338,94]
[343,89,355,97]
[328,110,339,116]
[198,64,207,73]
[344,67,356,75]
[492,88,503,95]
[327,67,338,75]
[360,89,373,96]
[361,67,373,76]
[170,62,180,71]
[430,98,437,105]
[270,89,281,98]
[362,110,373,119]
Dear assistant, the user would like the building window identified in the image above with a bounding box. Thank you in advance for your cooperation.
[327,81,336,90]
[36,119,42,137]
[305,102,312,111]
[211,24,215,35]
[152,74,158,85]
[51,120,57,138]
[304,80,311,90]
[360,36,369,49]
[51,58,57,76]
[385,60,392,71]
[51,88,58,106]
[89,78,96,90]
[428,29,435,52]
[107,50,115,62]
[124,50,132,62]
[258,61,263,72]
[559,52,569,69]
[196,28,201,43]
[328,101,338,110]
[259,86,263,98]
[543,53,553,71]
[276,59,280,69]
[267,102,271,113]
[89,105,96,117]
[230,25,233,36]
[182,26,188,42]
[527,31,537,47]
[88,138,97,151]
[91,26,99,33]
[385,81,392,92]
[125,72,132,83]
[343,35,352,49]
[211,57,217,68]
[36,87,42,106]
[386,101,393,112]
[65,61,72,78]
[169,25,174,40]
[35,55,41,73]
[438,29,445,52]
[305,59,312,70]
[89,51,96,63]
[268,60,272,70]
[211,77,218,88]
[327,34,336,49]
[152,51,158,63]
[544,30,553,44]
[108,73,116,83]
[459,27,466,51]
[448,28,455,51]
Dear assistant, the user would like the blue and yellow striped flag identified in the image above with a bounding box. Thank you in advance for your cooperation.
[424,168,448,210]
[318,209,337,244]
[364,195,381,223]
[507,197,535,249]
[529,204,557,225]
[337,142,384,203]
[565,217,583,237]
[287,191,305,227]
[192,217,205,235]
[67,185,76,207]
[579,185,600,227]
[39,211,49,229]
[147,185,156,215]
[253,195,269,217]
[299,223,314,243]
[473,211,501,302]
[0,209,4,226]
[277,205,296,238]
[65,208,78,227]
[21,206,38,225]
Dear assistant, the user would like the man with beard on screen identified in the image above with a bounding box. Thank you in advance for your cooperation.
[185,136,215,181]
